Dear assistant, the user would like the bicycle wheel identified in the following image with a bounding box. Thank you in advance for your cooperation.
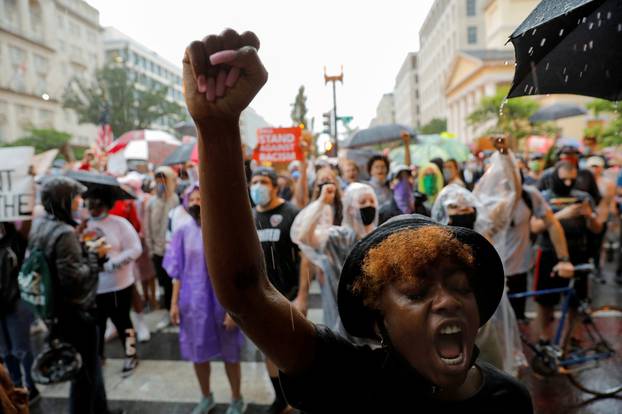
[562,305,622,397]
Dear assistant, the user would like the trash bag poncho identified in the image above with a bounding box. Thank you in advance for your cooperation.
[291,183,378,332]
[431,184,485,226]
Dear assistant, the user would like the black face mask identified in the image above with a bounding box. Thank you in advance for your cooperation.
[359,206,376,226]
[552,175,575,197]
[279,186,293,201]
[449,212,476,229]
[188,205,201,223]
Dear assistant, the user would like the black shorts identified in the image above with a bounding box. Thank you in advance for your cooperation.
[533,248,588,307]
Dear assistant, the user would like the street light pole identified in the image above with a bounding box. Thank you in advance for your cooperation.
[324,66,343,155]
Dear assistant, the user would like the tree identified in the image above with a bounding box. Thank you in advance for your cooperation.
[63,65,186,137]
[1,128,78,161]
[420,118,447,134]
[290,85,309,128]
[467,86,557,147]
[585,99,621,146]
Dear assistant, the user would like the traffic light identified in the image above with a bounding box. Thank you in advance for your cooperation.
[322,111,332,136]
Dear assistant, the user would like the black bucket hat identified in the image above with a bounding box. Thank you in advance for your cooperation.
[338,214,505,340]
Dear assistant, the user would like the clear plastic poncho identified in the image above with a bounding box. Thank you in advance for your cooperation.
[430,169,526,377]
[291,183,378,331]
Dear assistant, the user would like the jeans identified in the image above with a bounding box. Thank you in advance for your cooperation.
[0,300,35,390]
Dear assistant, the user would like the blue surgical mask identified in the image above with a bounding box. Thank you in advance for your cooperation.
[156,183,166,197]
[250,184,271,207]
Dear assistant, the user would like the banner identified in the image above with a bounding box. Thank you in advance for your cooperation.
[253,127,303,163]
[0,147,35,221]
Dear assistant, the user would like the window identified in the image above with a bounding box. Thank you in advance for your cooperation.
[57,13,64,29]
[2,0,20,30]
[29,0,43,38]
[38,109,54,127]
[9,46,26,92]
[466,0,476,17]
[87,30,96,43]
[467,26,477,44]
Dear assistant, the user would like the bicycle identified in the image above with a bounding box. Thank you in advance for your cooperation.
[507,264,622,397]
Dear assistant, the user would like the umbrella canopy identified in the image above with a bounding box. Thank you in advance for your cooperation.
[389,135,470,166]
[508,0,622,101]
[107,130,181,166]
[343,124,417,149]
[161,142,198,165]
[65,170,135,200]
[556,137,582,148]
[529,102,588,122]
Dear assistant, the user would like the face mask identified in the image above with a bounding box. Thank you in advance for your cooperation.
[156,183,166,197]
[552,176,575,197]
[188,204,201,223]
[279,186,293,201]
[291,170,300,181]
[449,212,476,229]
[443,169,453,182]
[423,174,437,196]
[528,161,543,172]
[250,184,271,207]
[359,206,376,226]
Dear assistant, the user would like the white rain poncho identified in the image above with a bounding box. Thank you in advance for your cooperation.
[431,168,526,377]
[291,183,378,332]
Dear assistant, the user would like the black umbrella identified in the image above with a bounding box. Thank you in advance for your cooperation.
[161,142,196,165]
[343,124,417,149]
[65,170,135,200]
[508,0,622,101]
[529,102,588,122]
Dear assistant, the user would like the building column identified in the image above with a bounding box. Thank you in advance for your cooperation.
[17,0,31,35]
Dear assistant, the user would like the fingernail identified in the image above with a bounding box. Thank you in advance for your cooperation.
[216,70,227,97]
[197,75,207,93]
[210,50,237,65]
[206,77,216,101]
[225,67,240,87]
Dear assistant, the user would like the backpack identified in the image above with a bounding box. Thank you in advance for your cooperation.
[0,245,19,314]
[18,247,55,320]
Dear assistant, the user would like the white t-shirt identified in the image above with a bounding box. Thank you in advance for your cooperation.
[86,214,142,294]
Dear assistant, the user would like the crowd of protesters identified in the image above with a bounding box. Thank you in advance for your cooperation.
[1,41,622,414]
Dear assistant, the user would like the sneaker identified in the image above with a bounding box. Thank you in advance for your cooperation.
[121,355,139,378]
[155,314,171,331]
[105,319,118,341]
[191,392,216,414]
[131,312,151,343]
[30,319,48,335]
[28,387,41,406]
[225,397,245,414]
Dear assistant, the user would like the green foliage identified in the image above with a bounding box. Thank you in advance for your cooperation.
[420,118,447,134]
[585,99,621,147]
[62,65,186,136]
[2,128,71,153]
[467,86,548,142]
[290,85,309,128]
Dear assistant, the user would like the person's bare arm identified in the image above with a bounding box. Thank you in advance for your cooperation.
[170,280,181,325]
[184,29,315,375]
[401,131,412,167]
[293,255,311,316]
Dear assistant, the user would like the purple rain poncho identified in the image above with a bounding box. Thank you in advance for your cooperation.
[163,215,243,363]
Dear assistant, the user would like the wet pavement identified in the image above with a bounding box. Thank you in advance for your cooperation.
[29,262,622,414]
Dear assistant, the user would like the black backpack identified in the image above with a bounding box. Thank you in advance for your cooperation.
[0,245,20,314]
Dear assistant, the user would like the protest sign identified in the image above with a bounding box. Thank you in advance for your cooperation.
[253,127,303,163]
[0,147,35,221]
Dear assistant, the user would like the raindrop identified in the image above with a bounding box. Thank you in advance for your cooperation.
[584,64,589,71]
[583,44,588,52]
[597,12,601,19]
[607,12,612,20]
[598,20,602,27]
[545,62,550,71]
[524,84,529,93]
[559,28,565,36]
[532,28,537,35]
[606,70,611,78]
[589,40,594,49]
[528,86,534,95]
[540,38,547,47]
[619,23,622,32]
[504,61,509,65]
[563,67,567,75]
[528,46,534,56]
[499,98,508,116]
[582,17,587,24]
[577,19,581,25]
[579,71,583,78]
[564,75,569,83]
[589,22,594,30]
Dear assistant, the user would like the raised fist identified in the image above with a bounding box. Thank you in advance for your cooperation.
[182,29,268,122]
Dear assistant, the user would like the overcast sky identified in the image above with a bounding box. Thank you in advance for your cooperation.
[86,0,435,131]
